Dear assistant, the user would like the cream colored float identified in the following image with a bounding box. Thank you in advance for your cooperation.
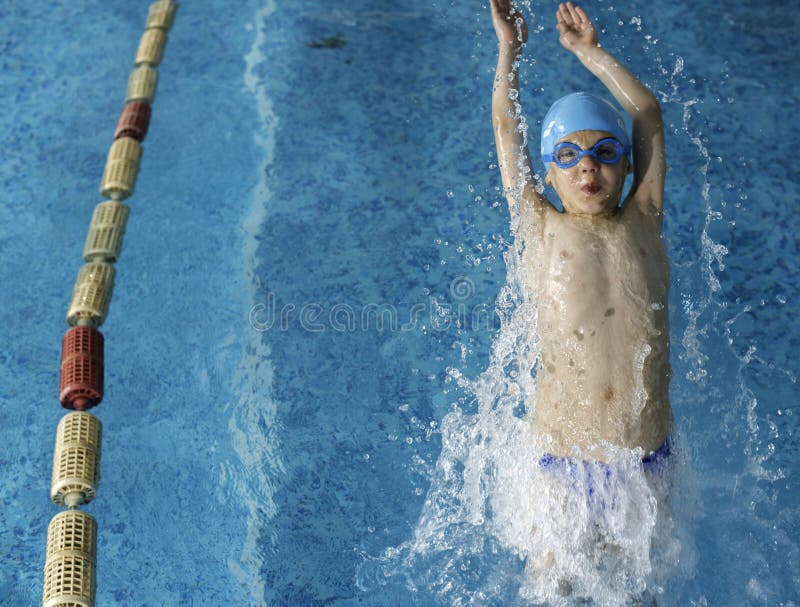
[66,262,115,327]
[125,65,159,104]
[50,412,102,507]
[146,0,178,30]
[83,201,130,263]
[42,509,97,607]
[136,27,168,66]
[100,137,142,200]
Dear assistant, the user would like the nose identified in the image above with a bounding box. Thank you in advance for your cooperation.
[578,153,599,171]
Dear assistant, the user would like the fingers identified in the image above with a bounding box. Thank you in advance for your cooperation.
[490,0,512,20]
[573,5,591,25]
[490,0,513,16]
[556,3,573,27]
[490,0,528,45]
[566,3,583,25]
[556,2,592,27]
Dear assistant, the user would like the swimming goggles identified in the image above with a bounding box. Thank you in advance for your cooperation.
[543,137,630,169]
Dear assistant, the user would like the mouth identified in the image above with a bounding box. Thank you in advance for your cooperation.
[581,183,601,195]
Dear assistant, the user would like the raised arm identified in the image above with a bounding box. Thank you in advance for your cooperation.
[556,2,665,217]
[490,0,556,223]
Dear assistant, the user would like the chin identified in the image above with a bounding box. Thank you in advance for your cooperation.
[572,200,620,217]
[571,194,616,214]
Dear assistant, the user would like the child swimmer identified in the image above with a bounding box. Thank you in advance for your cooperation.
[489,1,672,464]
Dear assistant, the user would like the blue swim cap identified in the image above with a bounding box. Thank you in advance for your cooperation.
[540,92,630,166]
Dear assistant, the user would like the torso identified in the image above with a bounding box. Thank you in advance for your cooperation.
[521,202,672,460]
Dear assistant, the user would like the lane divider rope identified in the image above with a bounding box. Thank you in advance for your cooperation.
[42,3,178,605]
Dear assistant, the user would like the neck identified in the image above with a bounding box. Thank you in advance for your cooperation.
[565,205,620,220]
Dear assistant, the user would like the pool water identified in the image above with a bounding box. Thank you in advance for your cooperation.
[0,0,797,605]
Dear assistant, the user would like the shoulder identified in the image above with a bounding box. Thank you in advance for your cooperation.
[515,192,560,237]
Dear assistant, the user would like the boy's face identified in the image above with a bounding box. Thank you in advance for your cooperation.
[545,130,632,217]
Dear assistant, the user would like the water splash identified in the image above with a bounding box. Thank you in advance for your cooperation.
[361,238,697,605]
[657,31,798,604]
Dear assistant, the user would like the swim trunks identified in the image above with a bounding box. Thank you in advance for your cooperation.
[537,437,673,509]
[539,437,672,473]
[641,437,672,472]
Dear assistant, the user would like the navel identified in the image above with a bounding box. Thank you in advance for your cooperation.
[604,307,615,317]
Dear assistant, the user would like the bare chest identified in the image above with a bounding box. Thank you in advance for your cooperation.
[517,207,673,454]
[523,210,669,340]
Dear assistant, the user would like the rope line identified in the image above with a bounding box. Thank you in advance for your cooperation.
[42,3,179,605]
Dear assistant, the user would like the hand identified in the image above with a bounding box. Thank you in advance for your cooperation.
[490,0,528,47]
[556,2,598,53]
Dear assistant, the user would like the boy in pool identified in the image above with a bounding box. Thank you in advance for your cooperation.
[489,1,672,464]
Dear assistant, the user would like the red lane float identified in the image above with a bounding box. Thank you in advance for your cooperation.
[59,327,104,410]
[114,101,151,142]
